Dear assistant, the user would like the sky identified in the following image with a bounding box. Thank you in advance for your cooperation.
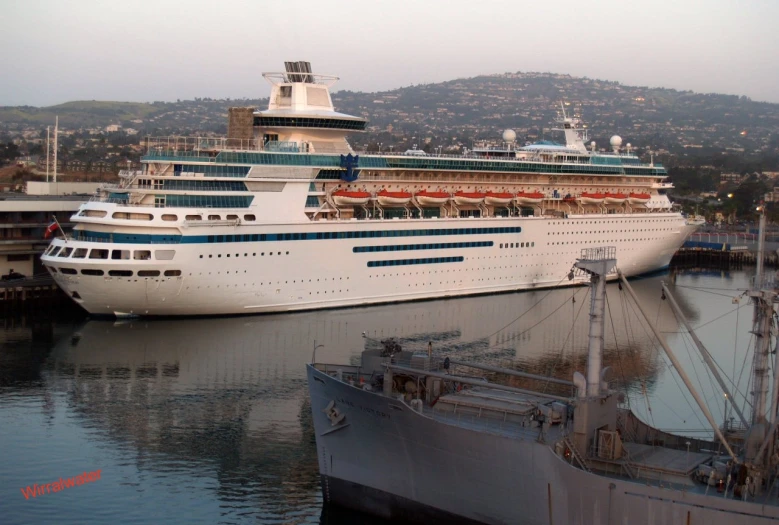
[2,0,778,107]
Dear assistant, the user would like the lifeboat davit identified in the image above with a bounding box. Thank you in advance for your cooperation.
[604,192,627,204]
[628,192,651,205]
[415,191,450,206]
[377,190,412,206]
[515,191,545,205]
[332,189,371,206]
[454,191,486,205]
[484,192,514,206]
[579,192,605,205]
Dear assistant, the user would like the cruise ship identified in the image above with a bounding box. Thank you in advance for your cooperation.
[41,61,700,317]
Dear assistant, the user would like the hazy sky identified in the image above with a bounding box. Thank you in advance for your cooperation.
[2,0,778,106]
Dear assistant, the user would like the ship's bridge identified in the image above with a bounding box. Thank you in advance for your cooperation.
[253,61,367,154]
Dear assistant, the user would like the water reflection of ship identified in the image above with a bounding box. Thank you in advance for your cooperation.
[39,274,693,519]
[46,317,325,519]
[360,276,694,396]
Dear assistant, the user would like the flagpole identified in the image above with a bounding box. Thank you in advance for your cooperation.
[52,215,67,241]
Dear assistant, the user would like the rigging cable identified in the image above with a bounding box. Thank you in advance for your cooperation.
[605,291,630,409]
[622,285,707,430]
[541,286,590,393]
[618,284,656,427]
[480,273,574,344]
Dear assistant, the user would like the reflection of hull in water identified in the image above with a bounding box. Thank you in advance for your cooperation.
[50,274,689,395]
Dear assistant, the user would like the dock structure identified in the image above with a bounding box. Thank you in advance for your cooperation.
[0,275,67,307]
[671,247,778,270]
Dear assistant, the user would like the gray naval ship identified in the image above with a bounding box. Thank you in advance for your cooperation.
[307,239,779,524]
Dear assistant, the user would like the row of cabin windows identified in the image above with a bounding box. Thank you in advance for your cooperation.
[199,251,289,258]
[367,256,465,267]
[500,242,535,248]
[205,226,522,244]
[51,267,181,277]
[79,209,256,222]
[46,245,174,261]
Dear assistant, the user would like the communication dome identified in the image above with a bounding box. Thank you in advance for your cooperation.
[502,129,517,143]
[609,135,623,147]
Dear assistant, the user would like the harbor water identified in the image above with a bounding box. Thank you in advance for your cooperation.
[0,269,758,524]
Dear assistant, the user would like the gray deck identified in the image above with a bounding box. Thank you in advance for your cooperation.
[623,442,712,475]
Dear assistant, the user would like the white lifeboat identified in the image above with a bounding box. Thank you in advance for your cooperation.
[415,191,450,206]
[579,192,605,205]
[377,190,412,206]
[604,192,627,204]
[454,191,486,205]
[515,191,545,205]
[484,192,514,206]
[628,192,651,205]
[332,189,371,206]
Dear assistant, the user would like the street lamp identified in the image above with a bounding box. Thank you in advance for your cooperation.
[378,142,382,153]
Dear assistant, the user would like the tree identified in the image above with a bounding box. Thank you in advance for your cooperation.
[0,142,20,165]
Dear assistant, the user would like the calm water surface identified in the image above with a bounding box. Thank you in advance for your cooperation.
[0,269,757,524]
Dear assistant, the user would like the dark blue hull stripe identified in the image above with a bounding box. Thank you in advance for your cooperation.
[354,241,492,253]
[74,227,521,245]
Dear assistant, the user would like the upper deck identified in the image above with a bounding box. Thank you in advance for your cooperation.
[140,136,667,178]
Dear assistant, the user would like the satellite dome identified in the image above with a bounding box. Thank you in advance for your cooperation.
[609,135,622,147]
[502,129,517,143]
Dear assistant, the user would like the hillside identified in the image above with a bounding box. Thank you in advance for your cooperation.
[2,72,778,157]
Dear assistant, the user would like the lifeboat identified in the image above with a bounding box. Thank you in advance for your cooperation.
[628,192,651,205]
[579,192,605,205]
[484,192,514,206]
[332,189,371,206]
[515,191,545,205]
[604,192,627,204]
[377,190,412,206]
[415,191,450,206]
[454,191,486,205]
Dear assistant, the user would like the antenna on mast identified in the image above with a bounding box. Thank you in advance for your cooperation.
[53,116,58,191]
[46,126,50,183]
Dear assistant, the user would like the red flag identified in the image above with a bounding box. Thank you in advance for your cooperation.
[44,219,59,239]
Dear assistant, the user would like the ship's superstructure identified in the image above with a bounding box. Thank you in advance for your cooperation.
[41,61,699,317]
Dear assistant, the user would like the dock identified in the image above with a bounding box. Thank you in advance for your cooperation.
[671,247,779,270]
[0,275,67,307]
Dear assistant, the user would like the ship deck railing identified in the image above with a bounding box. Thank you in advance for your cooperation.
[422,403,556,442]
[140,136,662,168]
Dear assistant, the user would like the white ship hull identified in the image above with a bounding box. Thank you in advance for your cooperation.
[43,212,695,317]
